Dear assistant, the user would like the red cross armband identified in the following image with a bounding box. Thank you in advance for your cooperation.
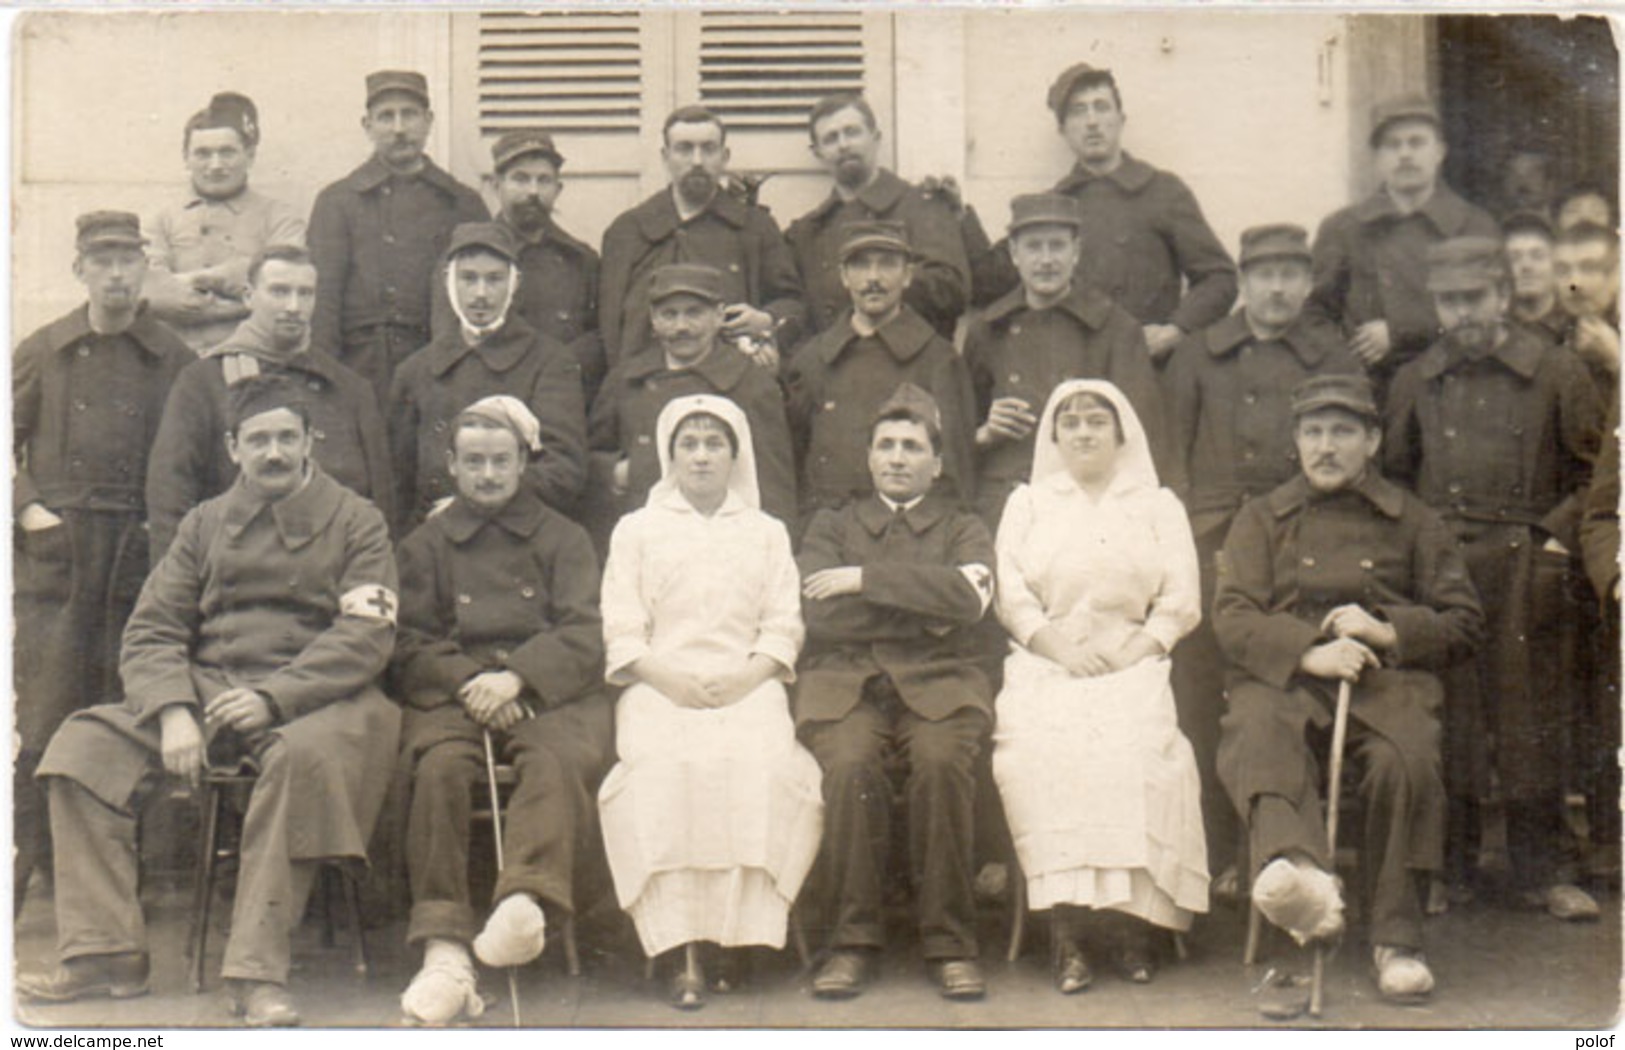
[340,584,399,624]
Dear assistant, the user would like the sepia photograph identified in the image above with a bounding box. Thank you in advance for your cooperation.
[6,3,1622,1035]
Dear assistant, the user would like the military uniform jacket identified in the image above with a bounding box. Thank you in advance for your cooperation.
[795,492,996,724]
[502,212,599,349]
[307,155,489,347]
[1307,184,1500,375]
[1383,325,1603,552]
[1580,399,1620,604]
[598,188,806,367]
[785,307,978,514]
[14,305,192,515]
[145,349,395,557]
[1165,312,1362,541]
[588,340,797,525]
[387,314,587,531]
[965,283,1175,492]
[785,168,970,337]
[1214,471,1484,693]
[392,488,604,715]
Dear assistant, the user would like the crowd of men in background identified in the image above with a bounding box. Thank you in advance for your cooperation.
[11,59,1621,1025]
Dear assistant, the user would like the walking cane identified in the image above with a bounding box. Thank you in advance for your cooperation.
[1309,678,1353,1018]
[483,729,524,1028]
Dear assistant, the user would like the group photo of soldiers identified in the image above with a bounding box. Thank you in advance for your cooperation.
[9,7,1622,1033]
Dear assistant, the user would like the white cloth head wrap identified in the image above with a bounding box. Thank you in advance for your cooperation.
[444,259,519,343]
[649,394,760,511]
[1029,378,1159,494]
[458,395,543,454]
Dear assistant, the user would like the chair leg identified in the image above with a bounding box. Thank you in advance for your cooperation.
[561,913,581,978]
[319,866,338,949]
[339,864,370,979]
[790,911,812,972]
[1243,903,1263,966]
[187,784,225,994]
[1006,865,1027,964]
[1173,931,1189,963]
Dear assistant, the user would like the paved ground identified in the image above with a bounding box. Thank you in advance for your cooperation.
[11,871,1621,1031]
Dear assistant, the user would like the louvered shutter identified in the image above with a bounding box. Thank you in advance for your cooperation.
[696,11,867,132]
[476,11,643,136]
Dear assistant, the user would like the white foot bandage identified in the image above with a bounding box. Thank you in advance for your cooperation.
[401,939,483,1026]
[1373,944,1434,1002]
[474,894,547,968]
[1252,856,1345,945]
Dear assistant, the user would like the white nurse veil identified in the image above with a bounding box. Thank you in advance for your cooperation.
[649,393,762,511]
[1029,378,1160,491]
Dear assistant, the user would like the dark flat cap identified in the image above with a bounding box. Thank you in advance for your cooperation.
[840,220,913,261]
[1427,236,1507,293]
[649,263,727,304]
[492,130,564,174]
[366,70,430,109]
[1369,93,1441,147]
[75,211,146,252]
[445,222,519,263]
[1009,193,1083,234]
[1501,210,1555,241]
[188,91,260,148]
[1047,62,1117,119]
[1291,373,1379,422]
[873,381,943,433]
[227,373,311,431]
[1238,223,1312,268]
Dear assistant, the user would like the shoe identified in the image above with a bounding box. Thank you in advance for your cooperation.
[668,966,706,1011]
[1255,969,1312,1021]
[1052,938,1092,995]
[811,950,871,1000]
[1211,865,1244,906]
[17,953,149,1003]
[1544,882,1601,921]
[708,947,746,994]
[930,958,986,1001]
[227,980,301,1027]
[473,893,547,968]
[1372,945,1434,1004]
[1252,856,1345,945]
[1116,940,1157,985]
[400,941,484,1026]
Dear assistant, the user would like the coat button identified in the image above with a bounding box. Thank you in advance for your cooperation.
[1243,392,1257,405]
[636,434,650,445]
[433,420,447,433]
[77,346,91,358]
[457,593,472,605]
[313,429,327,442]
[308,380,322,392]
[1302,556,1316,568]
[1011,325,1022,336]
[383,234,397,245]
[1448,482,1463,494]
[72,399,88,411]
[495,648,510,661]
[1444,427,1457,439]
[1009,373,1022,384]
[1359,558,1374,570]
[521,586,536,599]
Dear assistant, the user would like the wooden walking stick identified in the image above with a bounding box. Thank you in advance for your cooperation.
[1309,678,1353,1019]
[484,729,524,1028]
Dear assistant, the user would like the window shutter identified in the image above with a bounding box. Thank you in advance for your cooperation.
[476,11,642,136]
[698,11,866,132]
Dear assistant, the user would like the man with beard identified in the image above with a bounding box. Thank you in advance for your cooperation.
[18,375,401,1027]
[145,92,307,353]
[388,222,587,532]
[308,70,488,405]
[1385,236,1605,920]
[598,106,804,369]
[1552,221,1621,391]
[1308,95,1499,401]
[12,211,193,909]
[1163,224,1361,892]
[786,222,976,526]
[785,93,969,338]
[1504,211,1568,344]
[146,244,394,556]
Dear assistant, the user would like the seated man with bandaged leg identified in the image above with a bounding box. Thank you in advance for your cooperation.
[1213,373,1482,1005]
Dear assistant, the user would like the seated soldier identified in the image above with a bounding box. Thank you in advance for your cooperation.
[795,383,997,1002]
[393,396,611,1026]
[1214,374,1483,1006]
[17,375,401,1027]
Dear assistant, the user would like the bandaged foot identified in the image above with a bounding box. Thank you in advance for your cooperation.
[474,893,547,968]
[1373,944,1434,1002]
[1252,856,1345,945]
[401,939,484,1026]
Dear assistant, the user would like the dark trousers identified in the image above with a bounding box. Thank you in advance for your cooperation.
[340,322,431,410]
[798,682,988,960]
[401,698,614,947]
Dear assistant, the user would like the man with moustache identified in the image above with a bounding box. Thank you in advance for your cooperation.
[145,92,307,354]
[309,70,488,404]
[1163,224,1361,889]
[786,222,976,524]
[1552,221,1621,390]
[1214,373,1481,1006]
[1308,95,1499,399]
[146,244,393,556]
[18,375,401,1027]
[1385,237,1604,920]
[12,211,194,907]
[388,222,587,532]
[785,93,969,337]
[598,105,804,369]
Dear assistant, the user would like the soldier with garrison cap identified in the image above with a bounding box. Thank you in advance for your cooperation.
[308,70,489,405]
[1385,235,1605,920]
[144,92,307,353]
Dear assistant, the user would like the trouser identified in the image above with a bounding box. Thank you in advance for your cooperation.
[1218,676,1444,950]
[402,698,614,947]
[798,680,988,960]
[339,322,431,409]
[46,735,319,984]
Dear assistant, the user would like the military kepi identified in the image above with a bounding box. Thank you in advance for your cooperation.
[649,263,727,304]
[1238,223,1312,268]
[1426,236,1507,293]
[873,381,944,434]
[492,130,564,173]
[839,220,913,261]
[227,373,311,431]
[445,221,519,263]
[1369,93,1442,146]
[1008,193,1083,234]
[366,69,430,108]
[1047,62,1116,119]
[1291,373,1380,422]
[75,211,146,252]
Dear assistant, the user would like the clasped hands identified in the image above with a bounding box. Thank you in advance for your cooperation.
[159,686,277,788]
[1298,604,1397,683]
[1034,626,1162,679]
[460,670,530,731]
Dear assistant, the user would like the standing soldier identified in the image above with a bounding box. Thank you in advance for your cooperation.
[786,93,969,338]
[598,106,805,369]
[308,70,488,404]
[12,211,193,905]
[144,92,307,354]
[1552,221,1621,392]
[1384,236,1605,919]
[1503,211,1567,344]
